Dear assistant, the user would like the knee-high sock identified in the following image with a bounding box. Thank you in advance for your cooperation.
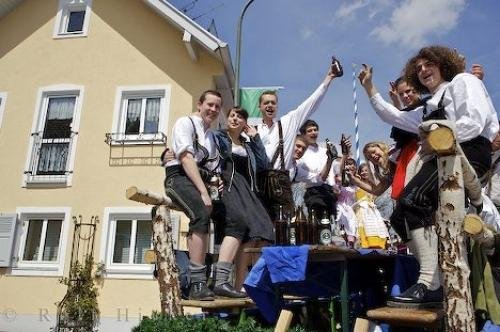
[407,227,441,290]
[215,261,233,287]
[189,261,207,284]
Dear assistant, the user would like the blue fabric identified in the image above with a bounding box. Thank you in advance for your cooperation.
[482,320,500,332]
[262,245,309,283]
[244,246,418,324]
[390,254,419,296]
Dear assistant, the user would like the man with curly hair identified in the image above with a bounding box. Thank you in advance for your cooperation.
[358,45,499,308]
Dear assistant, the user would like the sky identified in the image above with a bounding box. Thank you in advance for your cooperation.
[169,0,500,154]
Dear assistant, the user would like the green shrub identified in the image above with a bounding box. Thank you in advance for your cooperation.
[133,311,311,332]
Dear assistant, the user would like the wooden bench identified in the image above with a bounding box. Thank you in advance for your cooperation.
[365,306,444,330]
[181,298,255,315]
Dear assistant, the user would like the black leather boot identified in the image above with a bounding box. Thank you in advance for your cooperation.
[213,282,247,298]
[188,281,215,301]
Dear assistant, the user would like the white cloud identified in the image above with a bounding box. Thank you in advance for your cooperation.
[370,0,466,48]
[334,0,393,21]
[335,0,370,20]
[299,26,313,40]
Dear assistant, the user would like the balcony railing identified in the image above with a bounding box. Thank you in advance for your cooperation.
[24,131,75,185]
[104,132,167,166]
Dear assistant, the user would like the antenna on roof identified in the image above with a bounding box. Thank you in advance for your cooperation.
[180,0,199,13]
[192,2,224,21]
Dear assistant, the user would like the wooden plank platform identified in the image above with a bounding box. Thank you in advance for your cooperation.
[366,306,443,328]
[181,298,254,309]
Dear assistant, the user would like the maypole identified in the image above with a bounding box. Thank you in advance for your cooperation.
[351,63,361,165]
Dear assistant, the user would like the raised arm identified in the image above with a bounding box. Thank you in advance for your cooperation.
[359,64,421,134]
[244,124,269,172]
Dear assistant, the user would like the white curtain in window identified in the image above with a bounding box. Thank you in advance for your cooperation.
[113,220,131,263]
[125,99,142,134]
[134,220,152,264]
[47,97,75,120]
[37,143,69,174]
[42,220,62,261]
[144,98,160,134]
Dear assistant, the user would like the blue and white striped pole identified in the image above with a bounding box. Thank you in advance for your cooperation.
[352,63,361,165]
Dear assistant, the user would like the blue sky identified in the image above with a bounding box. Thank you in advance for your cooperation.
[170,0,500,151]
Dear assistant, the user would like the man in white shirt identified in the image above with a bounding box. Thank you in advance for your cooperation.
[256,62,338,219]
[296,120,338,220]
[358,46,498,308]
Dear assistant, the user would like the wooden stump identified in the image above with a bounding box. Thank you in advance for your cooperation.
[426,122,478,331]
[152,205,184,316]
[126,186,183,316]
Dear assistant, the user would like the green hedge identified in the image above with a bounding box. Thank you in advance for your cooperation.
[133,312,309,332]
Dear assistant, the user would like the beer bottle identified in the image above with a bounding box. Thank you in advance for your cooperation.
[274,205,287,245]
[309,209,318,245]
[296,206,308,244]
[209,174,220,201]
[288,212,296,245]
[318,211,332,246]
[331,217,347,247]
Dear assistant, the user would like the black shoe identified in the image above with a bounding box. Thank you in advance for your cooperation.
[188,281,215,301]
[213,283,247,298]
[387,283,443,309]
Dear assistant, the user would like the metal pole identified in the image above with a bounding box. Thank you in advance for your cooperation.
[234,0,256,106]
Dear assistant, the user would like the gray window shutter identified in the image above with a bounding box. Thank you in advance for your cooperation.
[0,214,17,267]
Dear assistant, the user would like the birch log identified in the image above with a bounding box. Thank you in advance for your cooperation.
[126,186,183,316]
[152,205,183,316]
[424,121,476,331]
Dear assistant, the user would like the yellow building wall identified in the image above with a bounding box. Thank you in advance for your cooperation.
[0,0,227,322]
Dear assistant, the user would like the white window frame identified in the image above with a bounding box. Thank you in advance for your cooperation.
[99,207,155,279]
[53,0,92,39]
[0,92,6,129]
[11,207,71,276]
[23,85,84,188]
[110,85,170,145]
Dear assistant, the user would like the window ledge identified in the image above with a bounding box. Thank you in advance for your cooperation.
[103,265,154,280]
[53,32,88,39]
[11,265,61,277]
[24,175,70,188]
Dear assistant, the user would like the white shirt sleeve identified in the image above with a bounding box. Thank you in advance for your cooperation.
[171,117,195,158]
[295,164,323,184]
[369,93,422,135]
[446,74,491,142]
[280,83,329,169]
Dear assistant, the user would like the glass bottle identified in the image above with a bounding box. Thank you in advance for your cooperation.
[288,212,296,246]
[296,206,308,244]
[274,205,287,245]
[318,211,332,246]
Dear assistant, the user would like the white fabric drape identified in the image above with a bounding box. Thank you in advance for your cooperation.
[133,220,152,264]
[144,98,160,134]
[47,97,75,120]
[37,143,69,174]
[113,220,131,263]
[125,99,142,134]
[42,220,61,261]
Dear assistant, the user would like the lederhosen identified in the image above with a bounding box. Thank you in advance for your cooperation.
[303,166,337,220]
[165,117,220,234]
[390,93,492,242]
[257,121,295,221]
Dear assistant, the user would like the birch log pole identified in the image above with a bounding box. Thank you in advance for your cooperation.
[423,120,480,331]
[126,186,183,316]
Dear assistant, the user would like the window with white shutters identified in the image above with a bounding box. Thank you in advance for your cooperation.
[0,214,17,267]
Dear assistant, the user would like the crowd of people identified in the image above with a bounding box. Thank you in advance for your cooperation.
[162,45,500,325]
